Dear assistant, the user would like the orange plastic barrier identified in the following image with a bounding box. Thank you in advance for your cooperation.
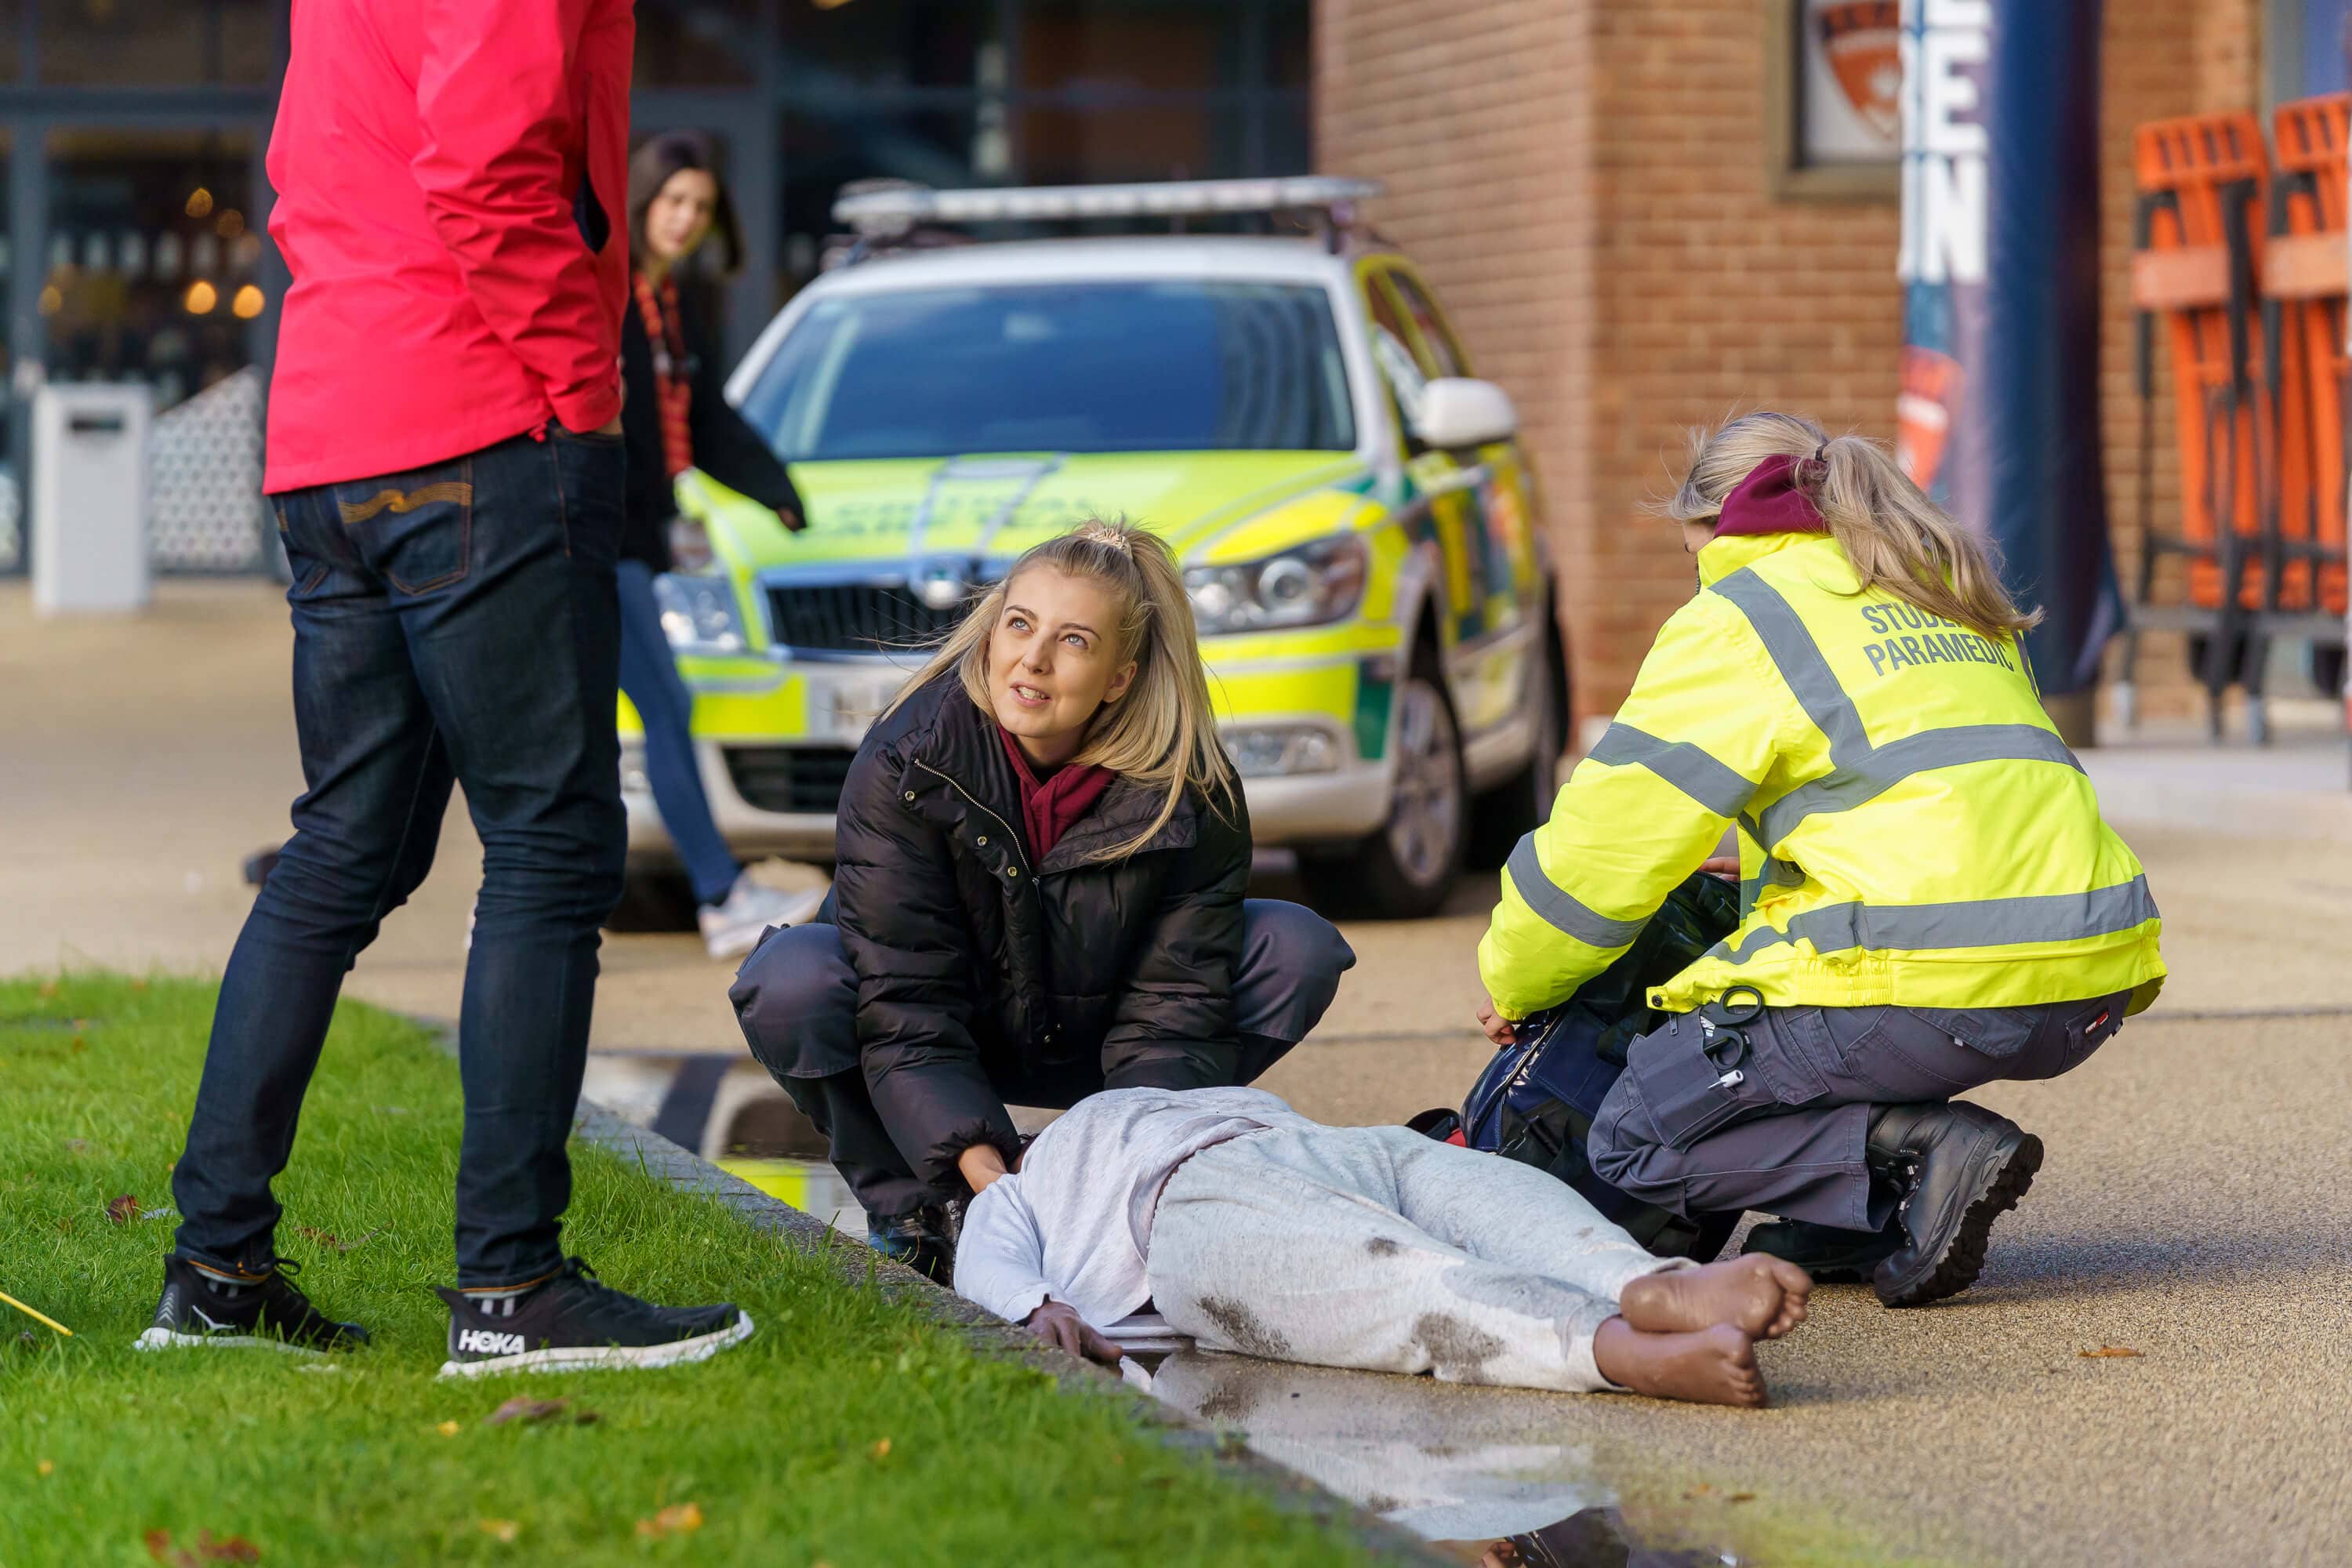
[2132,114,2271,615]
[2264,94,2349,620]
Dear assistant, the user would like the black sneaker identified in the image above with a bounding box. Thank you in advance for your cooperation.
[1866,1101,2043,1308]
[1741,1217,1904,1283]
[434,1258,753,1378]
[134,1257,369,1356]
[866,1205,956,1283]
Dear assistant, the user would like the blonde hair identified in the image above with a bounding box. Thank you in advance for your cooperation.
[887,517,1235,861]
[1666,411,2041,644]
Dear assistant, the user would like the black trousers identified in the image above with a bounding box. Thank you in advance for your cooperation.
[1586,989,2133,1232]
[728,899,1354,1221]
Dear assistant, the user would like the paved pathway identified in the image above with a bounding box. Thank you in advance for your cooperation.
[7,582,2350,1564]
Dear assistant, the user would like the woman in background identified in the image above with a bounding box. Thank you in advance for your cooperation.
[622,131,823,958]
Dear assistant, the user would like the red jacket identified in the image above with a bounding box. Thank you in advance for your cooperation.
[263,0,634,492]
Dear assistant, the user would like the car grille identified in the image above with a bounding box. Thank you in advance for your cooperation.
[722,746,858,815]
[764,583,968,655]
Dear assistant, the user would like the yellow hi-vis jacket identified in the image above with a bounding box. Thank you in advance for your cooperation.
[1479,532,2165,1021]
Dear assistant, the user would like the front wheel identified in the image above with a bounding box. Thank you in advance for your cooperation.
[1298,655,1467,920]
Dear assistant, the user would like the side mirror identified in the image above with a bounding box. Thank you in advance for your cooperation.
[1413,377,1519,451]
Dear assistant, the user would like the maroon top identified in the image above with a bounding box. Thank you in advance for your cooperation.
[1712,453,1829,538]
[999,728,1116,862]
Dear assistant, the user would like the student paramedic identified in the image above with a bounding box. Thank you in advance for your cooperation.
[1475,412,2165,1308]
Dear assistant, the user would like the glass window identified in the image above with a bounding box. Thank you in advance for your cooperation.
[1383,270,1472,377]
[40,0,274,86]
[1011,101,1238,187]
[742,280,1356,459]
[44,130,264,412]
[635,0,758,86]
[779,0,997,93]
[779,105,984,288]
[1020,1,1226,94]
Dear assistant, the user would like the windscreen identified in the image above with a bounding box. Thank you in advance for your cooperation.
[740,279,1357,460]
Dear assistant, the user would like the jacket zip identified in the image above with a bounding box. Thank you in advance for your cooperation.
[909,758,1035,880]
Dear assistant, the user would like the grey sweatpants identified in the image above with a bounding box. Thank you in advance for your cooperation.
[1145,1124,1679,1394]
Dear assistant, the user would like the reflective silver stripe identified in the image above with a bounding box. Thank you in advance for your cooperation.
[1710,876,2159,964]
[1585,722,1759,818]
[1753,724,2083,848]
[1709,568,1870,765]
[1507,833,1650,949]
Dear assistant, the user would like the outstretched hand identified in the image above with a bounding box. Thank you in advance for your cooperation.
[1024,1300,1123,1365]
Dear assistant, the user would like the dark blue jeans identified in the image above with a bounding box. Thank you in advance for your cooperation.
[615,559,739,907]
[172,426,628,1288]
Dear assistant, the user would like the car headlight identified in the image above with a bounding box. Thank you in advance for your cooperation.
[653,572,747,655]
[1185,535,1369,635]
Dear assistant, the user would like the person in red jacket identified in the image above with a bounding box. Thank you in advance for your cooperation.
[142,0,753,1378]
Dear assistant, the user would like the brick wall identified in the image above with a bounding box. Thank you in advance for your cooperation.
[1318,0,2269,731]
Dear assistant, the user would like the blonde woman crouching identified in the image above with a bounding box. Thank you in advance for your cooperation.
[729,519,1355,1279]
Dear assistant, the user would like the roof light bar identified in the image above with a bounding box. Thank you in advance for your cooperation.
[832,176,1384,236]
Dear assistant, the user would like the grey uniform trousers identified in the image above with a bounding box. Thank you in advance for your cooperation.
[1586,989,2132,1232]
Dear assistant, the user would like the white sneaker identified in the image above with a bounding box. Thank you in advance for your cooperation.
[698,873,827,960]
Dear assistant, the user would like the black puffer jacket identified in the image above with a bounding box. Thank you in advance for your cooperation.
[836,673,1252,1189]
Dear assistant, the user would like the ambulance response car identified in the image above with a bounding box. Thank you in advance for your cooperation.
[622,176,1569,920]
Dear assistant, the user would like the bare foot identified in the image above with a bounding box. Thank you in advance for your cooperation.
[1618,1254,1812,1340]
[1592,1319,1766,1408]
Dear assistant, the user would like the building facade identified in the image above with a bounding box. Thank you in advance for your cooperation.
[0,0,1308,575]
[1318,0,2333,728]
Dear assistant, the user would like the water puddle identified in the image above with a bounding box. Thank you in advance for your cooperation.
[1124,1350,1752,1566]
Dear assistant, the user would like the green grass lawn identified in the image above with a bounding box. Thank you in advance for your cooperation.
[0,975,1377,1567]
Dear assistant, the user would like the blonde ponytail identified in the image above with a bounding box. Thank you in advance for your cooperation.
[884,517,1236,861]
[1667,411,2042,644]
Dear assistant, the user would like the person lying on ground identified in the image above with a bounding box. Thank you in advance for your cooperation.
[731,520,1355,1283]
[1474,412,2165,1308]
[953,1084,1813,1409]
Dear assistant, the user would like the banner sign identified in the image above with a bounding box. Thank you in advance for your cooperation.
[1897,0,2121,697]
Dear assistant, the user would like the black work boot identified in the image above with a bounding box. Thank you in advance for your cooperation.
[1741,1218,1904,1283]
[1865,1101,2042,1308]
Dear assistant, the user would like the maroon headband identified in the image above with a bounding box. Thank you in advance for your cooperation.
[1711,452,1828,538]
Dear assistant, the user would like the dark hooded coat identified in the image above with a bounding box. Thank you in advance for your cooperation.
[833,672,1252,1188]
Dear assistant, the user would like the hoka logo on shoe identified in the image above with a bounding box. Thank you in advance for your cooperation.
[457,1328,526,1356]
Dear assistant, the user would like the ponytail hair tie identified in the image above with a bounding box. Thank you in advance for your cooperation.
[1799,441,1831,489]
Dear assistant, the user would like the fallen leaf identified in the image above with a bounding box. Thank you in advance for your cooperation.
[37,1459,53,1476]
[294,1225,386,1254]
[1682,1484,1717,1501]
[131,978,149,991]
[195,1532,261,1563]
[437,1421,461,1437]
[868,1437,891,1459]
[636,1502,704,1540]
[477,1520,519,1544]
[1729,1492,1756,1503]
[484,1397,569,1427]
[107,1194,141,1225]
[37,981,56,1000]
[61,1139,89,1153]
[2078,1345,2143,1359]
[71,1036,85,1054]
[143,1529,180,1565]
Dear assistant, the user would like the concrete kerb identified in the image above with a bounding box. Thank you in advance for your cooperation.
[568,1102,1450,1566]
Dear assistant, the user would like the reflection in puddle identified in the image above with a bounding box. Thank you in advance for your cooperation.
[1131,1350,1748,1566]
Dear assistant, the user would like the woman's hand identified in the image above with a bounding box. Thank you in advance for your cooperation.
[957,1141,1012,1194]
[1476,997,1517,1047]
[1699,855,1740,885]
[1023,1299,1123,1365]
